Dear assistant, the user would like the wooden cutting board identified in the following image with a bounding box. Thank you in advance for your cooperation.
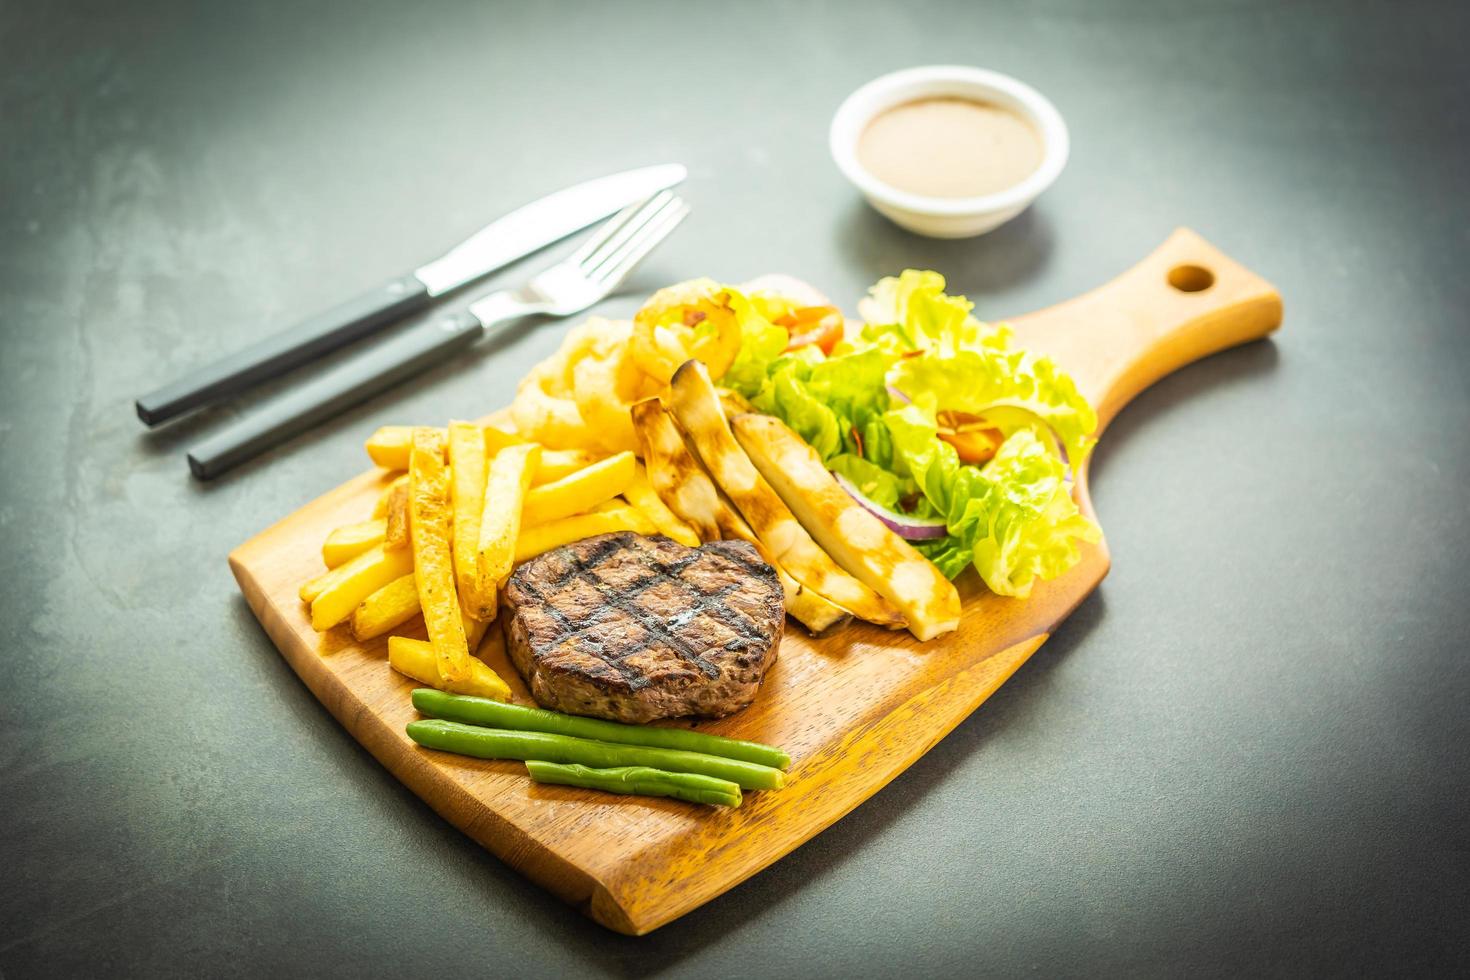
[230,227,1281,935]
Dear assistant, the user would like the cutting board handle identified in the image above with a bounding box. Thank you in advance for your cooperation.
[1008,227,1283,430]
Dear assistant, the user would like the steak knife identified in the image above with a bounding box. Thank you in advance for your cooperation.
[134,163,687,427]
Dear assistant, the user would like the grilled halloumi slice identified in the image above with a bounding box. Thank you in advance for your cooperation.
[631,396,724,543]
[630,395,849,634]
[668,360,905,630]
[732,413,961,641]
[712,494,851,635]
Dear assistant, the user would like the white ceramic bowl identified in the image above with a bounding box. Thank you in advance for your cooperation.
[830,65,1069,239]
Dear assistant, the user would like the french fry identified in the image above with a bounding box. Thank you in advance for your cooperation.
[464,606,492,654]
[409,428,471,682]
[366,426,417,469]
[483,425,524,455]
[366,426,445,470]
[372,475,407,518]
[351,573,420,641]
[531,448,599,486]
[476,443,541,596]
[350,579,495,645]
[387,636,511,702]
[592,499,659,535]
[447,421,493,620]
[368,424,518,470]
[302,535,392,602]
[323,519,387,569]
[309,544,415,631]
[300,566,337,604]
[513,509,652,564]
[521,451,636,527]
[623,462,701,546]
[383,480,410,551]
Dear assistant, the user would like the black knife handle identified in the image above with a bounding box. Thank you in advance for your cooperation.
[186,310,485,480]
[135,274,432,426]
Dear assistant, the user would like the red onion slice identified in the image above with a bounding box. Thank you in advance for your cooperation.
[833,472,949,540]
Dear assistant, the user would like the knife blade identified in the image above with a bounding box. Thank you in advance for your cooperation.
[413,163,687,295]
[134,163,688,427]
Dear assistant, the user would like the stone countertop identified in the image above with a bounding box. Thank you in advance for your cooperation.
[2,1,1467,975]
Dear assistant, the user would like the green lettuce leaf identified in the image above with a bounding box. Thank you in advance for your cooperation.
[827,453,909,508]
[859,269,1012,355]
[969,430,1101,597]
[716,288,789,398]
[753,358,844,459]
[751,344,897,461]
[885,399,1101,597]
[887,346,1098,466]
[915,536,975,580]
[745,290,803,325]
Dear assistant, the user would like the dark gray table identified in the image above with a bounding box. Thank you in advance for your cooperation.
[3,1,1467,975]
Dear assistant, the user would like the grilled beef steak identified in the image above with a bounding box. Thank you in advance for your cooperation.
[502,532,784,723]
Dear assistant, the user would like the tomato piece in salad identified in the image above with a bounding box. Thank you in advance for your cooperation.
[777,306,844,356]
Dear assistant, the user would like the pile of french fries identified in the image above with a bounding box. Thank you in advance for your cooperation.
[298,418,700,698]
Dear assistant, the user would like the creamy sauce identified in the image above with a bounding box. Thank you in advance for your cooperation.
[856,98,1044,199]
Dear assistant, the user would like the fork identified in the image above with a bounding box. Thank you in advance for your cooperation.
[186,191,689,479]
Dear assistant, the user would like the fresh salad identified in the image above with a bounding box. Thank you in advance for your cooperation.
[677,271,1102,598]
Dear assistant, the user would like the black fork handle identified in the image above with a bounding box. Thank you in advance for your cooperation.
[185,310,484,480]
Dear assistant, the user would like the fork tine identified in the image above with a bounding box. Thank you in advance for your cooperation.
[583,196,683,283]
[565,190,669,267]
[571,190,675,271]
[586,198,689,287]
[565,201,639,267]
[589,198,689,284]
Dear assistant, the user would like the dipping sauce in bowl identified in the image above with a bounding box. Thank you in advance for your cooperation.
[856,98,1045,200]
[830,66,1069,238]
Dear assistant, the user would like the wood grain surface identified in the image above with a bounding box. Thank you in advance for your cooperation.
[229,228,1281,935]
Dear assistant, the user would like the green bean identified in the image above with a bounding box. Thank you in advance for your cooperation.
[405,719,784,791]
[410,689,791,770]
[525,761,742,807]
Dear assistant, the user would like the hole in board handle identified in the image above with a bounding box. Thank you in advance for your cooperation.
[1168,264,1215,293]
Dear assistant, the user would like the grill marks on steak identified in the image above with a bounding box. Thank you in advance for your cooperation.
[516,539,769,688]
[503,532,784,723]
